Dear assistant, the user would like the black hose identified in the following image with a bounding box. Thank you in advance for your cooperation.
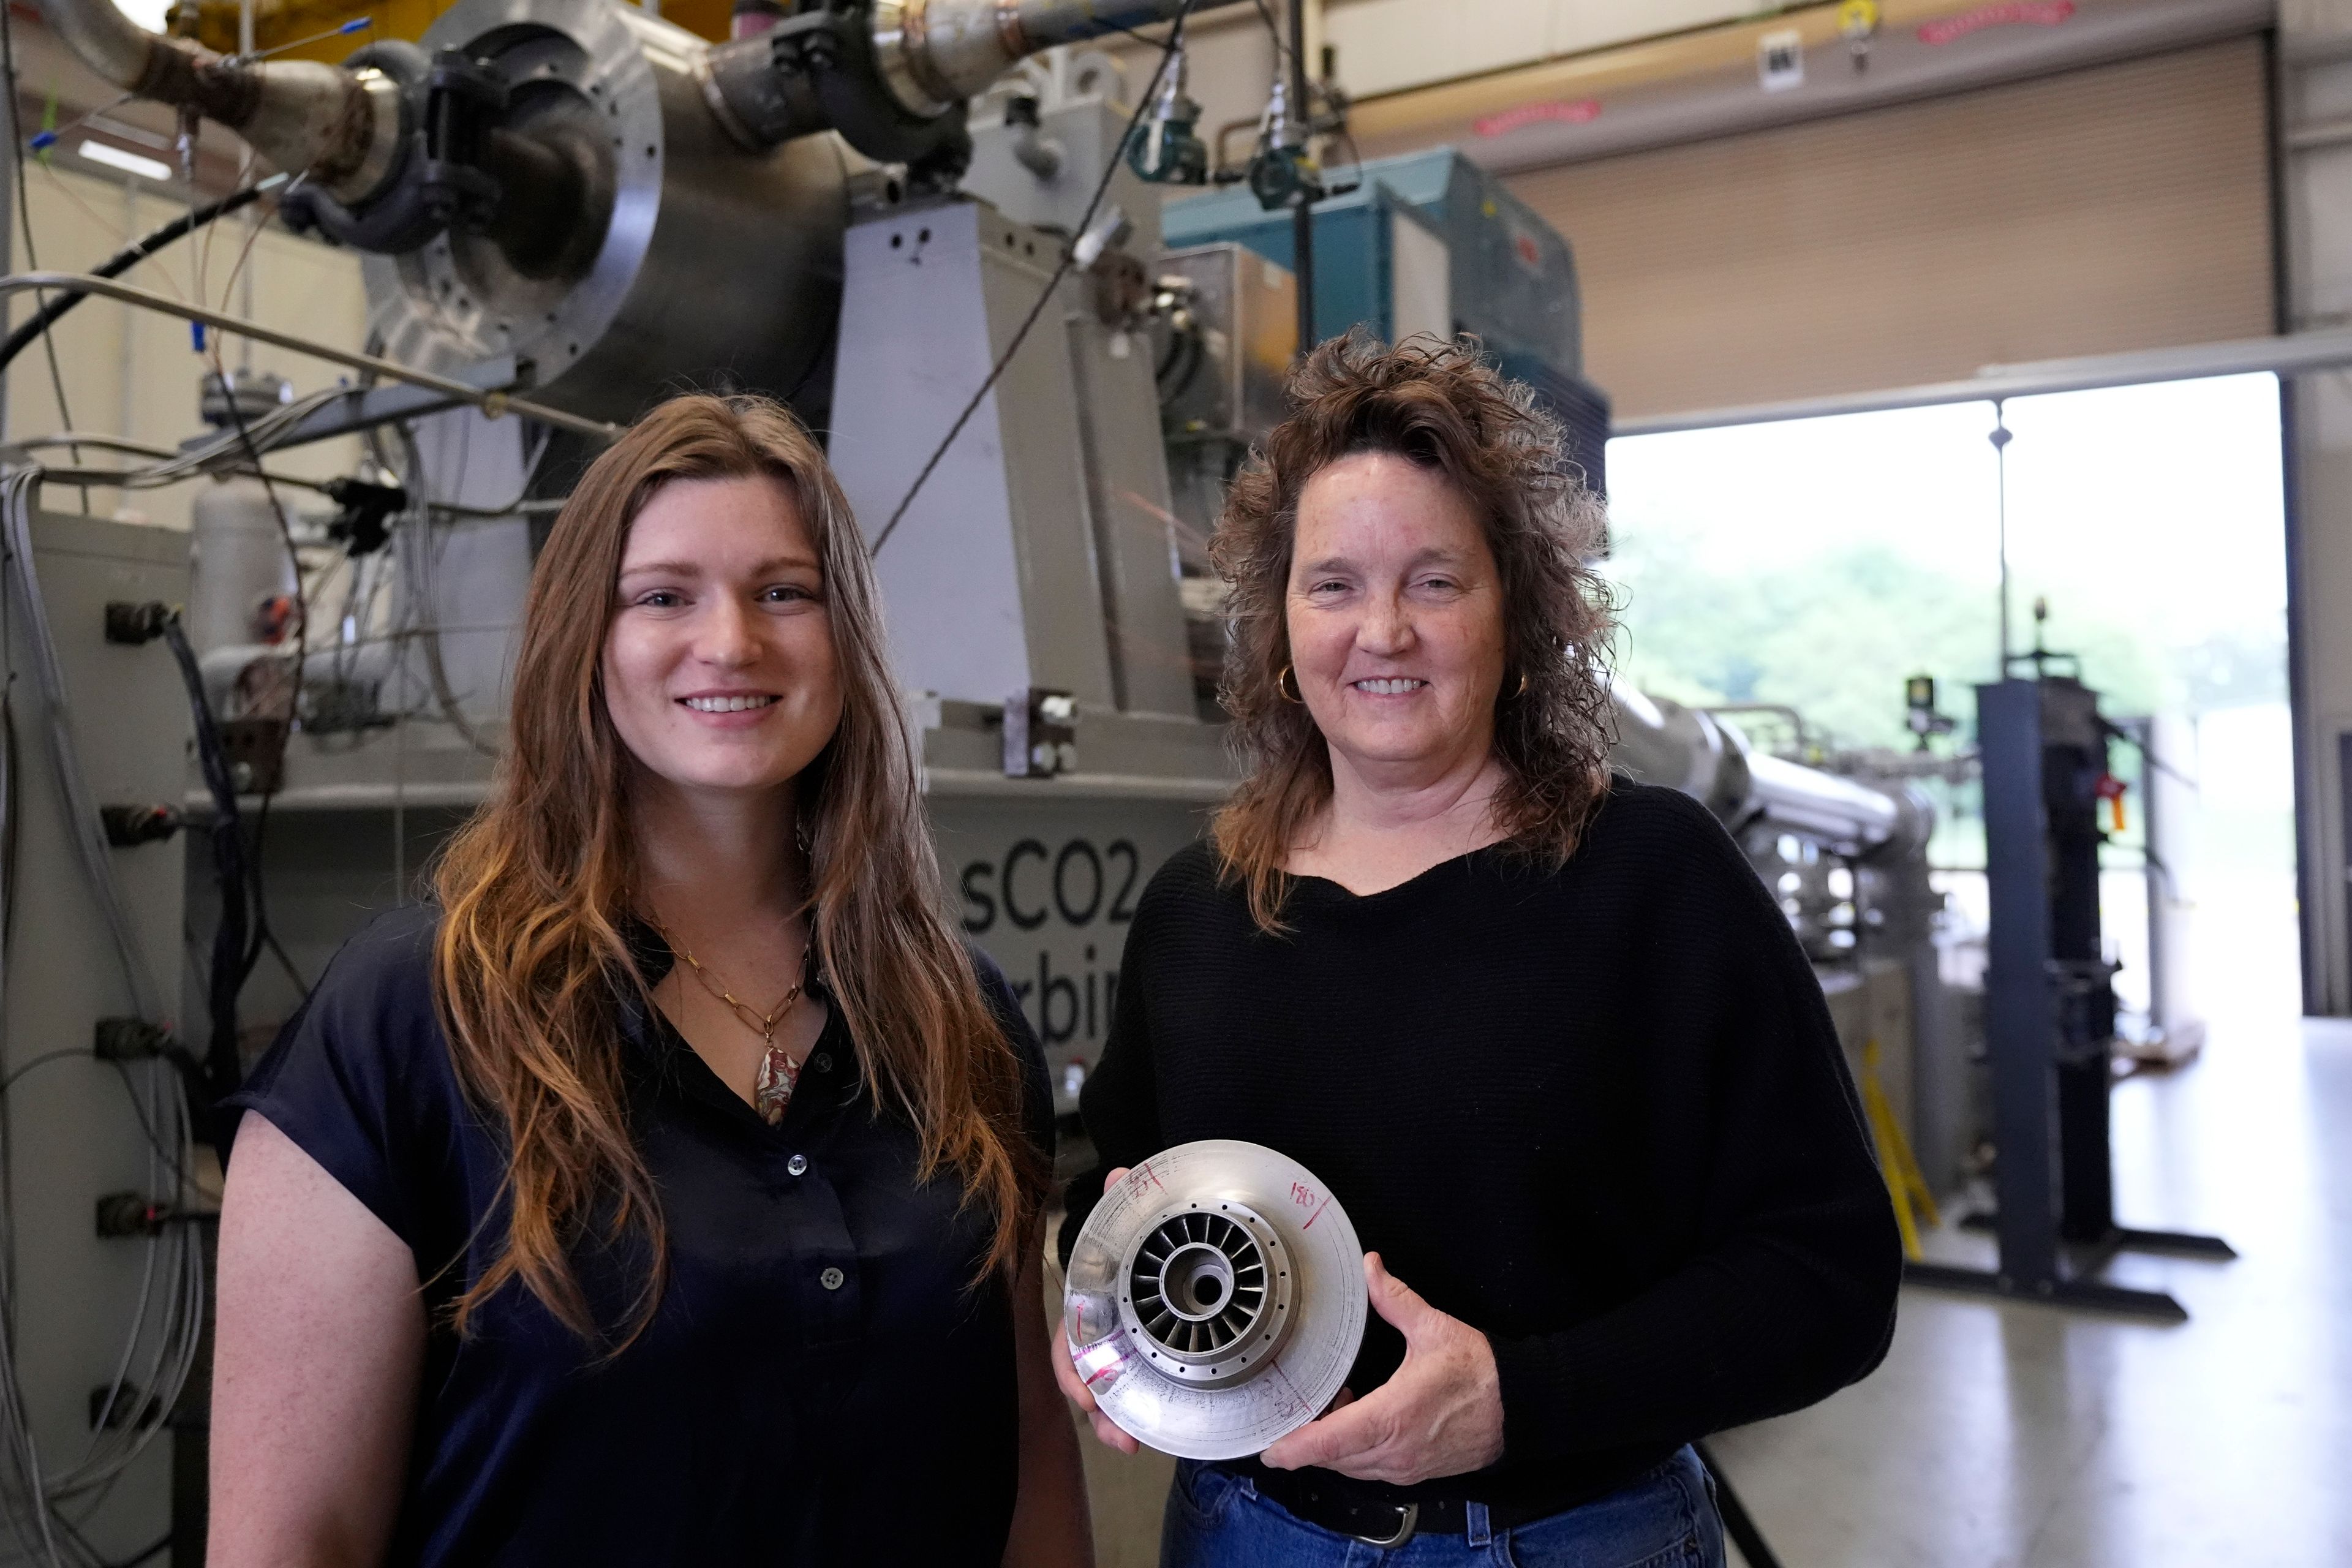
[159,613,249,1107]
[0,179,277,379]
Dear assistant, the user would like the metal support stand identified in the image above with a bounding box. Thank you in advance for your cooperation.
[1287,0,1315,353]
[1902,676,2233,1322]
[1694,1442,1784,1568]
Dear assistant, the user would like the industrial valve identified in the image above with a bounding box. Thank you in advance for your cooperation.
[1125,39,1207,184]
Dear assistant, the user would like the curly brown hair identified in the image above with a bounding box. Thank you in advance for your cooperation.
[1208,331,1618,930]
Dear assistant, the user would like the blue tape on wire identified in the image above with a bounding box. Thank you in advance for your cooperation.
[26,130,54,152]
[190,322,205,352]
[339,17,369,32]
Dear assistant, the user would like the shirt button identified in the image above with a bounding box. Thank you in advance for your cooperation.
[820,1267,845,1291]
[786,1153,809,1177]
[812,1052,832,1073]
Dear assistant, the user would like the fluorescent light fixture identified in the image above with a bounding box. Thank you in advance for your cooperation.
[77,139,173,182]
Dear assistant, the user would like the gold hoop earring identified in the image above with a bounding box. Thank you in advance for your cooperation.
[1278,665,1304,703]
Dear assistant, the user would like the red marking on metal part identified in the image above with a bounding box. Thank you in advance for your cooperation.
[1074,1338,1129,1389]
[1137,1161,1164,1192]
[1290,1182,1314,1207]
[1300,1193,1335,1231]
[1917,1,2073,47]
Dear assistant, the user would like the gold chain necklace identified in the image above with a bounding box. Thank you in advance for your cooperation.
[649,918,808,1127]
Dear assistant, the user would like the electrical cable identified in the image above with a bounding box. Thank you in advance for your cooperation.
[207,368,312,998]
[0,480,203,1568]
[0,0,89,514]
[0,178,283,380]
[385,418,501,756]
[1246,0,1297,70]
[0,471,163,1021]
[160,613,250,1099]
[870,1,1199,556]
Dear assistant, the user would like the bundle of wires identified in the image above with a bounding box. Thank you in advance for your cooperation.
[161,611,250,1110]
[0,470,205,1568]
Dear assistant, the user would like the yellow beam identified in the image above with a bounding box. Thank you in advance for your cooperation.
[183,0,735,64]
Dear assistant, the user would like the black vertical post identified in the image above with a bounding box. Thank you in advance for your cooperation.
[1908,677,2220,1318]
[2041,679,2117,1242]
[1978,679,2062,1291]
[1288,0,1315,358]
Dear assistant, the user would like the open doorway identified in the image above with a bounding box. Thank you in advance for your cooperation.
[1602,372,2296,1038]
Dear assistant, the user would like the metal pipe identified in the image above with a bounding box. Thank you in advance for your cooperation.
[889,0,1248,105]
[1746,752,1920,861]
[710,0,1253,153]
[1288,0,1314,356]
[36,0,156,95]
[1615,324,2352,438]
[0,272,621,442]
[32,0,402,201]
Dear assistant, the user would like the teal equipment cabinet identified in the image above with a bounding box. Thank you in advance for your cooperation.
[1161,147,1611,493]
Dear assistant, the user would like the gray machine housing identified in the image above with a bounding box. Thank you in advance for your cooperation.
[2,515,192,1563]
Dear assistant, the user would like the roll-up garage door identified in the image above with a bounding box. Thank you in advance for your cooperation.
[1506,38,2274,422]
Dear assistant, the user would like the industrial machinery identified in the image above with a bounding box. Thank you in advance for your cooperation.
[1163,148,1613,496]
[1062,1140,1366,1460]
[1903,669,2233,1321]
[0,0,1961,1551]
[0,507,199,1562]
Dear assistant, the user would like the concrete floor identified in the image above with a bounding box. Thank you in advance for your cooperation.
[1711,1008,2351,1566]
[1057,902,2348,1567]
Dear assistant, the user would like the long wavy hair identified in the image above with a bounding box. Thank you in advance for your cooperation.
[431,393,1044,1347]
[1209,332,1619,930]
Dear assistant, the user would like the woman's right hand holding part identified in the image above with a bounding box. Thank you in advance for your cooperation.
[1054,1167,1142,1455]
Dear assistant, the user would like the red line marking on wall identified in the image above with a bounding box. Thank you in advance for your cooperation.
[1471,97,1602,138]
[1918,1,2073,47]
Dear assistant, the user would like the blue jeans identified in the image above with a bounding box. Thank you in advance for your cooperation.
[1161,1449,1727,1568]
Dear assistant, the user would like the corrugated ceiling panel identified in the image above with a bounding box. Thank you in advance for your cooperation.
[1507,39,2274,420]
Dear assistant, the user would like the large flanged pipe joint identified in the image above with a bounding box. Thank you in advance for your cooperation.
[35,0,612,276]
[701,0,974,184]
[699,0,1256,180]
[281,42,612,282]
[34,0,405,207]
[280,43,491,254]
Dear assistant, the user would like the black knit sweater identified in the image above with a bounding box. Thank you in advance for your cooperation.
[1059,780,1902,1517]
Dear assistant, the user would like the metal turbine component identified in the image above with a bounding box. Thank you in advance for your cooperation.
[366,0,851,424]
[1064,1140,1366,1460]
[879,0,1227,109]
[703,0,1245,159]
[34,0,402,202]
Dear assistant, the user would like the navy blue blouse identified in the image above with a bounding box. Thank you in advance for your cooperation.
[227,903,1053,1567]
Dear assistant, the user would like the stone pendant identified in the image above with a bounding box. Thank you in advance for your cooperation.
[755,1045,800,1127]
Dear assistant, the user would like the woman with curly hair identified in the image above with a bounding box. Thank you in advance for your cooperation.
[209,393,1088,1566]
[1055,334,1899,1566]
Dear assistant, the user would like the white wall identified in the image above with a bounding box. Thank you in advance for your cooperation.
[3,163,371,530]
[1131,1,1770,143]
[1324,0,1762,97]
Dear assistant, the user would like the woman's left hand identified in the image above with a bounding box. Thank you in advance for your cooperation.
[1259,1252,1505,1485]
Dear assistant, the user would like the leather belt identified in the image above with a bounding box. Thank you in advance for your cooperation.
[1246,1468,1554,1545]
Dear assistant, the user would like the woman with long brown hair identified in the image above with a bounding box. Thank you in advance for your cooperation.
[207,393,1090,1565]
[1056,334,1899,1566]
